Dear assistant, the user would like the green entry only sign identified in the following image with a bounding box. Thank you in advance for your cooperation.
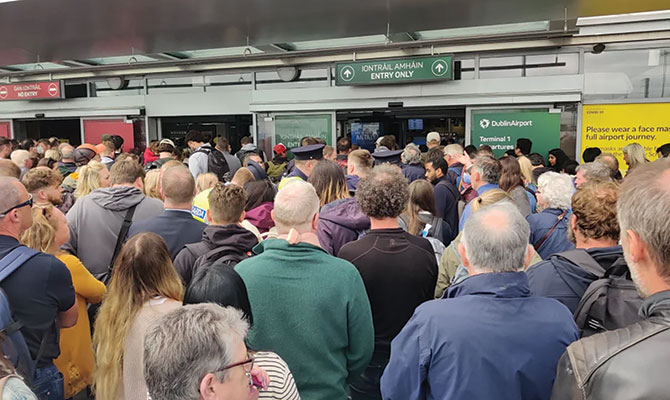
[336,56,453,86]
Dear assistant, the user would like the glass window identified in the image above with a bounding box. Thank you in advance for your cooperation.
[584,48,670,99]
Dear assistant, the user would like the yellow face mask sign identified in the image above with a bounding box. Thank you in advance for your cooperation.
[581,103,670,169]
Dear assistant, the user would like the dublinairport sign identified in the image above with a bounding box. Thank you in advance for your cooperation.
[471,110,561,158]
[336,56,453,86]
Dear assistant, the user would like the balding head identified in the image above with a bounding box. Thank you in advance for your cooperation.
[273,181,320,234]
[60,145,74,161]
[10,150,31,168]
[161,165,196,204]
[0,177,33,237]
[460,202,531,274]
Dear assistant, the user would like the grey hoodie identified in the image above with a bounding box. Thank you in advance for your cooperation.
[63,186,164,275]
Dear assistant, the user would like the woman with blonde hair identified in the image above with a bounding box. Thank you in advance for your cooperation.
[309,159,369,255]
[92,233,183,400]
[195,172,219,193]
[622,142,648,174]
[73,160,111,199]
[21,205,105,398]
[143,169,161,200]
[434,189,543,298]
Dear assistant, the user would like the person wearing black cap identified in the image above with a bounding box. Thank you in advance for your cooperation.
[278,144,324,190]
[372,149,403,167]
[515,138,533,157]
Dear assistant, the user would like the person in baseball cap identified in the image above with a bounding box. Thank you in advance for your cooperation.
[267,143,289,183]
[426,131,441,149]
[74,144,100,167]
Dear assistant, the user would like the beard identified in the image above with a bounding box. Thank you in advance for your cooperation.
[625,252,651,298]
[48,193,63,206]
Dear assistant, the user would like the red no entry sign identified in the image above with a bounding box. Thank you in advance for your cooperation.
[0,81,62,101]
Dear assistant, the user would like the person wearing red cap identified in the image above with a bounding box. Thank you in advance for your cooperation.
[267,143,289,183]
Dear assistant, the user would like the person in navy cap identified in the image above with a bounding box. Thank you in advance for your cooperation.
[278,144,324,190]
[372,149,403,167]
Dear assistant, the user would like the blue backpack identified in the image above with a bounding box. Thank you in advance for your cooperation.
[0,246,40,383]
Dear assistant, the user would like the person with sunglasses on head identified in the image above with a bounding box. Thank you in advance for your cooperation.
[0,177,78,400]
[144,304,269,400]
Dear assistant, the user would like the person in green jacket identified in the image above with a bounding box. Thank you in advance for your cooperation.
[235,180,374,400]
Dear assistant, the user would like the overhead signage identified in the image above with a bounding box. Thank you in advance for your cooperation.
[336,56,453,86]
[470,110,561,159]
[0,81,63,101]
[275,114,333,149]
[581,103,670,169]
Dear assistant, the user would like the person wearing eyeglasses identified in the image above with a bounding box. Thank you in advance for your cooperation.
[144,304,270,400]
[0,177,78,400]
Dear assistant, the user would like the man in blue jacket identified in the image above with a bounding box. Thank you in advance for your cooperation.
[381,203,578,400]
[458,156,501,231]
[528,181,623,313]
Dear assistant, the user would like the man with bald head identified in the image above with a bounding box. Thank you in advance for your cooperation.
[128,164,205,259]
[235,180,374,400]
[382,203,578,400]
[0,159,20,178]
[57,144,77,178]
[0,177,77,398]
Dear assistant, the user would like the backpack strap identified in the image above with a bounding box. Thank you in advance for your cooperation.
[0,247,39,283]
[534,210,569,253]
[554,249,605,278]
[101,205,138,282]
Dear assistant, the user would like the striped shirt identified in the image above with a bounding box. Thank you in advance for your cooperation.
[254,351,301,400]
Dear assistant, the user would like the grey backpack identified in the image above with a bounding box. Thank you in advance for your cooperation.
[567,250,644,338]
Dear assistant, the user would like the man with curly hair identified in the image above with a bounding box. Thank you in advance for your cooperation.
[527,181,624,313]
[339,164,437,400]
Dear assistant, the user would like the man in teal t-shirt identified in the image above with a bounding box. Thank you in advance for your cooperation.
[236,180,374,400]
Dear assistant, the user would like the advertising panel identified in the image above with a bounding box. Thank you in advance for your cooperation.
[581,104,670,169]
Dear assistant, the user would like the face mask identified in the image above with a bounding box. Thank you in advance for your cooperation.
[462,173,472,185]
[36,146,45,155]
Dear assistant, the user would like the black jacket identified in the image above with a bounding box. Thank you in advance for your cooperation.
[173,224,259,285]
[433,176,459,242]
[551,290,670,400]
[527,246,623,313]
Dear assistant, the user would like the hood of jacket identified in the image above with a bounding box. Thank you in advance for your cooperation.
[246,202,274,231]
[318,197,370,231]
[88,186,149,211]
[240,143,258,152]
[202,223,259,251]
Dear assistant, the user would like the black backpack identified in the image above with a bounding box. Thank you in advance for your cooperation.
[0,246,44,384]
[191,246,250,275]
[194,147,230,181]
[565,250,644,338]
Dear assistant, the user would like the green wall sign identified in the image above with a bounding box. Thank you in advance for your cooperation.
[470,110,561,159]
[275,114,332,150]
[336,56,453,86]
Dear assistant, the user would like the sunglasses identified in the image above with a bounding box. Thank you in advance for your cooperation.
[0,194,33,218]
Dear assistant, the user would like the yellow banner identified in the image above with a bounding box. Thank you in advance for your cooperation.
[581,103,670,169]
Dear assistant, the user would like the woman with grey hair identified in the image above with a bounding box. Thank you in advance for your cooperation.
[526,172,575,259]
[400,143,425,183]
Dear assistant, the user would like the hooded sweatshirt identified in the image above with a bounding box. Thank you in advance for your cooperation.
[245,202,274,234]
[317,197,370,256]
[63,186,164,275]
[173,224,259,286]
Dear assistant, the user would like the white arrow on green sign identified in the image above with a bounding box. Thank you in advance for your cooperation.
[336,55,453,86]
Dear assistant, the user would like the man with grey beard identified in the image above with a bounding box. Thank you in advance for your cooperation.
[552,159,670,400]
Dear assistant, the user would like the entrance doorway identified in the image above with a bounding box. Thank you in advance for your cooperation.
[337,107,466,152]
[160,115,252,153]
[13,118,81,146]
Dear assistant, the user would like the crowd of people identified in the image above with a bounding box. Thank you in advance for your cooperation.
[0,131,669,400]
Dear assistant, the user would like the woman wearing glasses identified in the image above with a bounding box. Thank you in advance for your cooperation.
[20,204,106,399]
[92,233,183,400]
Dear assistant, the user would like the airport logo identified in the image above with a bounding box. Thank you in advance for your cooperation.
[479,119,490,129]
[479,118,534,129]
